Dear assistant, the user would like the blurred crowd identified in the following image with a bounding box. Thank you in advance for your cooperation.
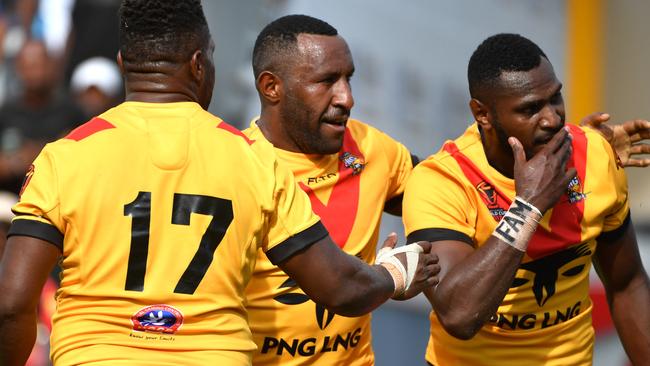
[0,1,122,364]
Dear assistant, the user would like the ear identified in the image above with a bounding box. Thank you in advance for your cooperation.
[116,51,125,75]
[190,49,204,82]
[469,98,492,131]
[256,71,281,104]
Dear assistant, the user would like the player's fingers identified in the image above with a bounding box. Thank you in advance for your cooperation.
[416,240,432,253]
[630,143,650,155]
[624,158,650,168]
[379,232,398,251]
[508,136,526,167]
[622,119,650,135]
[561,167,578,186]
[579,112,609,127]
[421,252,438,266]
[546,126,570,154]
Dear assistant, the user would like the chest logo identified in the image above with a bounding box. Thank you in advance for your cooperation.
[566,176,586,204]
[274,278,335,330]
[339,152,365,175]
[510,243,592,306]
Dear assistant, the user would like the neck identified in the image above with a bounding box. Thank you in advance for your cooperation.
[123,62,200,106]
[257,108,300,152]
[479,126,515,178]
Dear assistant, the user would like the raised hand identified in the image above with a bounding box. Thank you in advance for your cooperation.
[375,233,439,300]
[509,127,577,213]
[580,112,650,167]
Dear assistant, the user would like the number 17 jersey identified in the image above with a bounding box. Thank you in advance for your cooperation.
[10,102,326,365]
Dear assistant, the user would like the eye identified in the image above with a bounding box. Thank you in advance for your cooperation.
[561,264,584,277]
[550,92,563,105]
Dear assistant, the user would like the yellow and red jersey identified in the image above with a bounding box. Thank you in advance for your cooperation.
[10,102,325,365]
[243,118,413,366]
[403,123,629,366]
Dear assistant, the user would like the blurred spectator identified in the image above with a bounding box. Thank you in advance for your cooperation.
[71,56,122,118]
[0,0,37,104]
[0,39,85,194]
[64,0,120,84]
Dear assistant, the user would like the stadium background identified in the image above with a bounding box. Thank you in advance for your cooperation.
[1,0,647,365]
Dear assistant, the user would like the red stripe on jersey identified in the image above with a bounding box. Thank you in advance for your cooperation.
[446,126,588,259]
[65,117,115,141]
[298,129,362,249]
[217,121,255,145]
[527,125,587,259]
[443,142,512,219]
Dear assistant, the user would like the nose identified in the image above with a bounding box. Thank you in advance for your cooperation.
[332,79,354,112]
[539,105,563,130]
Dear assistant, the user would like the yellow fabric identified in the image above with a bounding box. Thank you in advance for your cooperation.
[12,102,321,365]
[243,118,413,366]
[403,123,628,366]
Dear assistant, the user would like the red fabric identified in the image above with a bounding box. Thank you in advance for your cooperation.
[445,125,588,259]
[65,117,115,141]
[298,129,362,248]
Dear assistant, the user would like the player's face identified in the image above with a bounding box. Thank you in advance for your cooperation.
[278,34,355,155]
[488,57,566,160]
[198,38,216,110]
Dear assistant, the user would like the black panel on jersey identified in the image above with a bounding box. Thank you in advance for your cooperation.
[596,211,631,244]
[266,221,329,265]
[8,218,64,250]
[407,228,473,246]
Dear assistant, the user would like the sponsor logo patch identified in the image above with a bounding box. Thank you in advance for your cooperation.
[131,304,183,334]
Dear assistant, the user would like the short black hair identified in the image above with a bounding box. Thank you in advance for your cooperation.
[119,0,210,64]
[252,14,338,78]
[468,33,548,98]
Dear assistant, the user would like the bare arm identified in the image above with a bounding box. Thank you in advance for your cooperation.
[593,218,650,364]
[0,235,60,366]
[278,234,439,317]
[424,128,576,339]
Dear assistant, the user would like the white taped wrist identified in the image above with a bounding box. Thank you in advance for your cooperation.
[492,197,542,252]
[375,243,424,297]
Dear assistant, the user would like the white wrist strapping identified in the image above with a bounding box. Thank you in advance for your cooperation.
[375,243,424,297]
[492,196,542,252]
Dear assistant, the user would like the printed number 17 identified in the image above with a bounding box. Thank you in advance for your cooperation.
[123,191,234,294]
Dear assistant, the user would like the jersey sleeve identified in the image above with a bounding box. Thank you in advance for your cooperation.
[263,158,329,265]
[376,129,414,199]
[9,146,65,249]
[402,159,475,246]
[597,132,630,233]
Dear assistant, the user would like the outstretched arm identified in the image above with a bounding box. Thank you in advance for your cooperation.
[593,218,650,364]
[580,112,650,167]
[0,235,60,366]
[278,233,439,317]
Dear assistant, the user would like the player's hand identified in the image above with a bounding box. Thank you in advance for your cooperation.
[510,127,576,213]
[375,233,439,300]
[580,112,650,167]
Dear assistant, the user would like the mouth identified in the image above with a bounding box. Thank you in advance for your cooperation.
[321,118,348,133]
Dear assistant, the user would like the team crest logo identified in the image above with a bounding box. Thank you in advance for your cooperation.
[340,152,365,175]
[566,176,586,204]
[476,181,506,220]
[131,304,184,334]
